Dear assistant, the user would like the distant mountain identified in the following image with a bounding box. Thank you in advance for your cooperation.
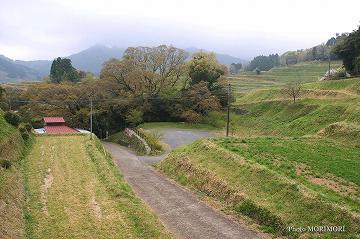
[1,45,246,83]
[0,55,42,83]
[185,47,248,66]
[68,45,125,74]
[15,59,52,78]
[15,45,125,78]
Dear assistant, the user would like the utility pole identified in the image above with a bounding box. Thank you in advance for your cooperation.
[226,83,231,137]
[328,52,331,77]
[90,97,93,139]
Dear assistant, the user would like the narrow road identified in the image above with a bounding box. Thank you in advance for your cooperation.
[138,129,212,165]
[103,129,261,239]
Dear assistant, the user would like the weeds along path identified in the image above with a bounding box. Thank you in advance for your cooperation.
[139,128,213,165]
[103,128,262,239]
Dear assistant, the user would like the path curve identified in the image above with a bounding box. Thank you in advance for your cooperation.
[103,128,261,239]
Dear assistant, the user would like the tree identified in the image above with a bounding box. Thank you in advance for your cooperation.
[100,45,188,96]
[283,82,302,104]
[333,26,360,75]
[0,86,4,99]
[50,57,80,83]
[247,54,280,71]
[230,63,242,75]
[188,52,227,89]
[125,109,143,127]
[179,81,221,117]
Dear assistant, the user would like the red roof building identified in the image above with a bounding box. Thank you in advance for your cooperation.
[43,117,79,134]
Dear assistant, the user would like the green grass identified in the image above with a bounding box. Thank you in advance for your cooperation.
[231,77,360,139]
[229,61,343,94]
[157,138,360,238]
[156,64,360,237]
[0,110,27,239]
[25,135,171,239]
[139,122,217,130]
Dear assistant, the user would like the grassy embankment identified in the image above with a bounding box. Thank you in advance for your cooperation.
[0,110,30,239]
[228,60,342,94]
[24,134,171,239]
[157,62,360,238]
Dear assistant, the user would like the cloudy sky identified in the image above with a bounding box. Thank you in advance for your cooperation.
[1,0,359,60]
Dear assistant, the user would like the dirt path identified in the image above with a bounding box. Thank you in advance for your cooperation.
[103,129,261,239]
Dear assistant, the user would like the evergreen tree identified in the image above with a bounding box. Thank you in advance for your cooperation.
[50,57,80,83]
[333,26,360,75]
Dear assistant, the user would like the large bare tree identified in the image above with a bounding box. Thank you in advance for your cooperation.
[101,45,188,96]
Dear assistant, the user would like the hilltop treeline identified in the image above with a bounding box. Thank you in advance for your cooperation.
[246,32,352,73]
[246,54,280,71]
[0,46,229,137]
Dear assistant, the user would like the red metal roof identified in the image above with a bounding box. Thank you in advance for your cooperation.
[44,126,79,134]
[43,117,66,123]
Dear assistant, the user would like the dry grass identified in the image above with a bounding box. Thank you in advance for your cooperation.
[25,135,171,239]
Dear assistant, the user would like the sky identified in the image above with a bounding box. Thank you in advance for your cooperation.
[0,0,359,61]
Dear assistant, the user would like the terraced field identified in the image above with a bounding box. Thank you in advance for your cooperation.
[229,61,342,94]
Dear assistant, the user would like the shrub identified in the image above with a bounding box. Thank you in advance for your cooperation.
[23,123,33,132]
[31,118,43,129]
[136,128,163,152]
[0,159,12,169]
[18,125,30,140]
[181,110,202,123]
[202,111,226,128]
[4,111,21,127]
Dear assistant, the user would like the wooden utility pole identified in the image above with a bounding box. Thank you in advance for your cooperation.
[90,97,93,139]
[226,83,231,137]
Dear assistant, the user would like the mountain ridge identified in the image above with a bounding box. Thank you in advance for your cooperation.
[0,45,246,83]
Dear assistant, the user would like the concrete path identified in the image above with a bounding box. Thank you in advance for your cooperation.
[103,129,261,239]
[138,129,212,165]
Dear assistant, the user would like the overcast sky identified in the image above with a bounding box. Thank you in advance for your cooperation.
[1,0,359,60]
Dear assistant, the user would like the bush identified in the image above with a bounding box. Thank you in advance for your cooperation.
[31,118,43,129]
[136,128,163,152]
[22,123,32,132]
[18,124,30,140]
[0,159,12,169]
[4,111,21,126]
[181,110,202,123]
[202,111,226,128]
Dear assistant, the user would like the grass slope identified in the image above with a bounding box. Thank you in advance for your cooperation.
[25,135,170,239]
[157,139,359,238]
[232,77,360,138]
[229,61,343,94]
[0,110,27,239]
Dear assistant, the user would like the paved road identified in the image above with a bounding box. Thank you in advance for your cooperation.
[138,129,212,165]
[103,129,261,239]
